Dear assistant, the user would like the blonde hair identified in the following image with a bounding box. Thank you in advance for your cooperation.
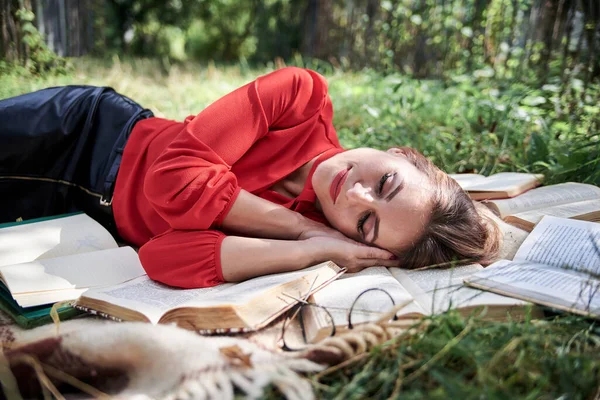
[396,147,501,268]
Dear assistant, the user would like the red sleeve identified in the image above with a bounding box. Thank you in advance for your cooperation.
[138,229,227,288]
[143,67,332,230]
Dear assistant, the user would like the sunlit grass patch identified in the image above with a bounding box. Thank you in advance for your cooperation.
[2,57,597,186]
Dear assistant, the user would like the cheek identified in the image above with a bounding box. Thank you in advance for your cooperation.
[322,206,356,237]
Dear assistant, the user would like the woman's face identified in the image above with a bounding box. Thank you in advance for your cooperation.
[312,148,434,253]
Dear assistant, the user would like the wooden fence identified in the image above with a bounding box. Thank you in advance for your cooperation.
[34,0,93,57]
[1,0,599,85]
[300,0,599,83]
[0,0,93,63]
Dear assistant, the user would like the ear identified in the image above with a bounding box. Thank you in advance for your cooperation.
[386,147,406,157]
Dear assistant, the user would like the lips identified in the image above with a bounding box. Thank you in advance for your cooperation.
[329,167,350,204]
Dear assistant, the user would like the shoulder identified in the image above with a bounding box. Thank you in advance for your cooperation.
[258,67,329,92]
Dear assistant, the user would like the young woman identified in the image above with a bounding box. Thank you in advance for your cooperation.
[0,67,500,288]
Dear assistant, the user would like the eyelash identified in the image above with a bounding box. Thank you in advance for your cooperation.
[357,211,371,236]
[378,172,393,195]
[357,172,393,236]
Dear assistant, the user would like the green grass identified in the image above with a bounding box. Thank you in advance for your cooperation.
[3,57,598,184]
[2,58,600,398]
[262,311,599,400]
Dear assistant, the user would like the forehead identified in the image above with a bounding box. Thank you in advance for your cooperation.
[377,171,433,251]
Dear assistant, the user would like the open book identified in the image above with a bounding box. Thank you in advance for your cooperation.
[75,262,343,333]
[465,216,600,318]
[449,172,543,200]
[482,182,600,231]
[302,263,531,342]
[0,213,145,308]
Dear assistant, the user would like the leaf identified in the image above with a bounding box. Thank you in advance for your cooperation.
[527,132,549,165]
[460,27,473,38]
[410,15,423,25]
[473,67,495,78]
[521,96,547,106]
[219,345,253,368]
[363,105,381,118]
[541,84,560,93]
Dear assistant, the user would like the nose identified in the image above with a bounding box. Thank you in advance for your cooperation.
[346,182,375,206]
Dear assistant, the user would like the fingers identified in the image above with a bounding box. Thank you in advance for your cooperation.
[344,260,400,273]
[356,246,396,261]
[355,258,401,268]
[338,257,401,273]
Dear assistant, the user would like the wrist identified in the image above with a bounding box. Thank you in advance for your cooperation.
[298,237,330,266]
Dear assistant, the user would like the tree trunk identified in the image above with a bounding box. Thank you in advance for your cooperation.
[539,0,560,83]
[581,0,598,92]
[364,0,377,66]
[503,0,520,76]
[466,0,486,71]
[560,0,575,84]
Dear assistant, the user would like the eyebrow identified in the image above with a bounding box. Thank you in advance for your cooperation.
[385,178,405,202]
[372,177,404,245]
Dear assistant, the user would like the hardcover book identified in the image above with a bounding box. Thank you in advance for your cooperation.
[465,216,600,319]
[449,172,544,200]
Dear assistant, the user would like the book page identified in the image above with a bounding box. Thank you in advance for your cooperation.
[488,183,600,218]
[9,288,88,308]
[0,247,145,295]
[0,214,117,267]
[462,173,542,192]
[509,199,600,225]
[81,262,339,323]
[466,260,600,316]
[514,216,600,276]
[83,275,231,323]
[390,265,525,315]
[448,174,485,189]
[310,267,421,326]
[182,262,338,307]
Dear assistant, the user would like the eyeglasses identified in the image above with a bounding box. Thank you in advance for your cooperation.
[277,288,403,352]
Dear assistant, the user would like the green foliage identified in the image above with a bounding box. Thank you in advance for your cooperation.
[11,7,69,75]
[2,57,596,185]
[326,70,600,185]
[301,312,600,399]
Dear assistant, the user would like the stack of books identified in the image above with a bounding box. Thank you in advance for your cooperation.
[450,172,600,319]
[0,213,343,332]
[450,172,600,231]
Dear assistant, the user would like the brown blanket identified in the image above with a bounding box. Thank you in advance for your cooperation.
[0,313,322,399]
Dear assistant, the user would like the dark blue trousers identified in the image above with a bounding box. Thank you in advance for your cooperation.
[0,86,153,235]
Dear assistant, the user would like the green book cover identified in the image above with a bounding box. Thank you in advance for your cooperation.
[0,285,84,329]
[0,212,83,230]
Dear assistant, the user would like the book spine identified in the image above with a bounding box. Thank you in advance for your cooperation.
[74,304,254,335]
[73,305,124,323]
[196,327,254,335]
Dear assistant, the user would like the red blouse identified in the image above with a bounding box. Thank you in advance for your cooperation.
[112,67,343,288]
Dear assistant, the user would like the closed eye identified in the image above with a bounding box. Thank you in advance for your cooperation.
[357,211,379,243]
[378,173,394,196]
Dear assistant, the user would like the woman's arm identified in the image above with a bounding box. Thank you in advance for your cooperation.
[138,228,399,289]
[143,67,336,233]
[221,236,399,282]
[220,189,330,240]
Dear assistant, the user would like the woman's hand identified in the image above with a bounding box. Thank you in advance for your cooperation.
[296,220,358,243]
[303,236,399,273]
